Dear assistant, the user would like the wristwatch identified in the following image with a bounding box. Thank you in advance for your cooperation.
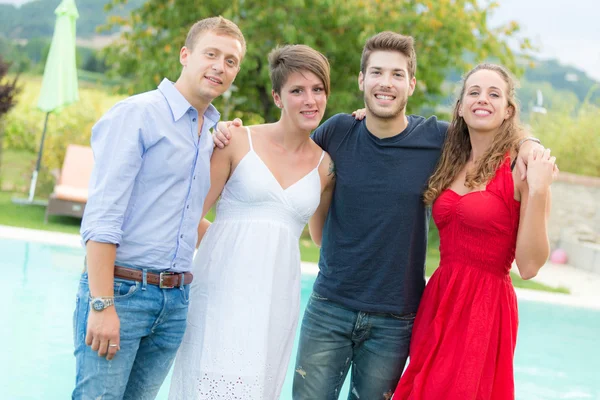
[90,297,115,312]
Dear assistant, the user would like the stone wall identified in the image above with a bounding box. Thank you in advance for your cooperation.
[549,172,600,273]
[549,172,600,245]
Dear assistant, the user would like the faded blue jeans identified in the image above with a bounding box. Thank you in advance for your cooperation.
[72,270,190,400]
[293,291,415,400]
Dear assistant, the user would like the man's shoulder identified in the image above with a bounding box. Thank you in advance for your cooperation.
[95,89,166,133]
[407,114,449,145]
[119,88,165,111]
[409,114,449,133]
[324,113,359,129]
[318,113,360,137]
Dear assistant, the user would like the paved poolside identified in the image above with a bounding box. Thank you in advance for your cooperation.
[2,224,599,310]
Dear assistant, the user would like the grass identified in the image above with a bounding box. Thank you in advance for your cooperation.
[510,274,569,293]
[0,191,81,234]
[300,237,322,263]
[0,149,36,192]
[531,101,600,177]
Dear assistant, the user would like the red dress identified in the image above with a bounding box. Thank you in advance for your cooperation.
[394,158,521,400]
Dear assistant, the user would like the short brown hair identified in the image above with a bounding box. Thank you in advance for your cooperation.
[360,31,417,77]
[268,45,331,96]
[185,16,246,58]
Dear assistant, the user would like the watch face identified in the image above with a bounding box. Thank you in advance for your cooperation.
[92,299,104,311]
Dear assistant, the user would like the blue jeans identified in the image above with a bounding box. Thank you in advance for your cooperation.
[293,292,415,400]
[72,271,190,400]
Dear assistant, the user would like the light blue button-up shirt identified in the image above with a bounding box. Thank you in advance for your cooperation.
[81,79,219,272]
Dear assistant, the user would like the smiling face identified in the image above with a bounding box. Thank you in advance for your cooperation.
[273,70,327,132]
[358,50,416,120]
[459,69,514,134]
[179,30,244,104]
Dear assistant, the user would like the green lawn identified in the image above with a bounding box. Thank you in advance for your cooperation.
[0,191,81,234]
[0,190,568,294]
[0,149,36,192]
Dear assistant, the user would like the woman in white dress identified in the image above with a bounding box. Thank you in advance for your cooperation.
[169,44,335,399]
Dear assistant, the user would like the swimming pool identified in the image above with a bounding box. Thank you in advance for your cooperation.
[2,238,600,399]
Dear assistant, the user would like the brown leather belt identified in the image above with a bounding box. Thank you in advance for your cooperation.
[114,265,193,289]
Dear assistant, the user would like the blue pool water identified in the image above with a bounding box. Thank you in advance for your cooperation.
[2,238,600,399]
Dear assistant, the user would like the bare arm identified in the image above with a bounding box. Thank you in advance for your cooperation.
[84,241,120,358]
[196,128,240,246]
[309,156,335,247]
[514,149,556,279]
[196,219,212,247]
[86,241,117,298]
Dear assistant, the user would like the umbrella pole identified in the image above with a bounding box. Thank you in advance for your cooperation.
[27,111,50,202]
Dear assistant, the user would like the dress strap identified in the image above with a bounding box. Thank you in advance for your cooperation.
[245,127,254,151]
[316,150,326,168]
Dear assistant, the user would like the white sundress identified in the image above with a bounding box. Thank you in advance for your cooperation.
[169,127,325,399]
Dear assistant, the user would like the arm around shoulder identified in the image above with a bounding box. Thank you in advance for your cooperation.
[201,126,243,217]
[196,126,244,245]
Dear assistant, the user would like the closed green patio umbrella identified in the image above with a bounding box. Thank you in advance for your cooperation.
[15,0,79,205]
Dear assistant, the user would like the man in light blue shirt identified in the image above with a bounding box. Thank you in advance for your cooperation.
[72,17,246,399]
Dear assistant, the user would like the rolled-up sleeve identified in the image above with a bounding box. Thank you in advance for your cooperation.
[80,101,146,245]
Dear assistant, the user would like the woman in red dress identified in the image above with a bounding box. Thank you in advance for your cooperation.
[393,64,557,400]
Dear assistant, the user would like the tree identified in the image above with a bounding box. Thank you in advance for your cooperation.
[104,0,532,121]
[0,0,145,39]
[0,55,21,184]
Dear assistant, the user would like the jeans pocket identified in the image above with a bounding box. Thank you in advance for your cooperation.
[180,284,191,305]
[389,312,417,321]
[74,280,90,346]
[113,278,139,300]
[73,296,79,346]
[310,291,329,302]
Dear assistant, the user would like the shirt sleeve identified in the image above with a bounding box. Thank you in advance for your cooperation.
[80,100,147,246]
[311,113,347,151]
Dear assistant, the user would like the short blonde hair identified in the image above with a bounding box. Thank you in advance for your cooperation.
[185,16,246,58]
[268,45,331,96]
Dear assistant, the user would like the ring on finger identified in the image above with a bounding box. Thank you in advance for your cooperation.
[108,344,119,348]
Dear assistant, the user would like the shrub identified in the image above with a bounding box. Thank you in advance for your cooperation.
[0,55,21,188]
[530,100,600,177]
[3,75,125,196]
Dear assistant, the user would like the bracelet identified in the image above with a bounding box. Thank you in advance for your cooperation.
[517,137,541,149]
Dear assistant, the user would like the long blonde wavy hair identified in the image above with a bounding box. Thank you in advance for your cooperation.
[423,64,524,205]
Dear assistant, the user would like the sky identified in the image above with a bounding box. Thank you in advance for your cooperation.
[488,0,599,80]
[1,0,599,80]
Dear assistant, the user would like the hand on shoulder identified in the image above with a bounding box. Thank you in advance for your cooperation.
[213,117,244,148]
[214,125,248,156]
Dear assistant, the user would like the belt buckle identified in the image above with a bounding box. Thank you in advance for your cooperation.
[159,272,176,289]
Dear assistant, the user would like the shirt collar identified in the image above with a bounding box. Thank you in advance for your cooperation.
[157,78,221,124]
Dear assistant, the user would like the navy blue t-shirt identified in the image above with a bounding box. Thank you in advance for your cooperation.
[312,113,448,315]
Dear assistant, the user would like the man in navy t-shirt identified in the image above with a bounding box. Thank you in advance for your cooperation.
[292,32,447,399]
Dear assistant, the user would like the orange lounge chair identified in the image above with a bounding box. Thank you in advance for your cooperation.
[45,144,94,222]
